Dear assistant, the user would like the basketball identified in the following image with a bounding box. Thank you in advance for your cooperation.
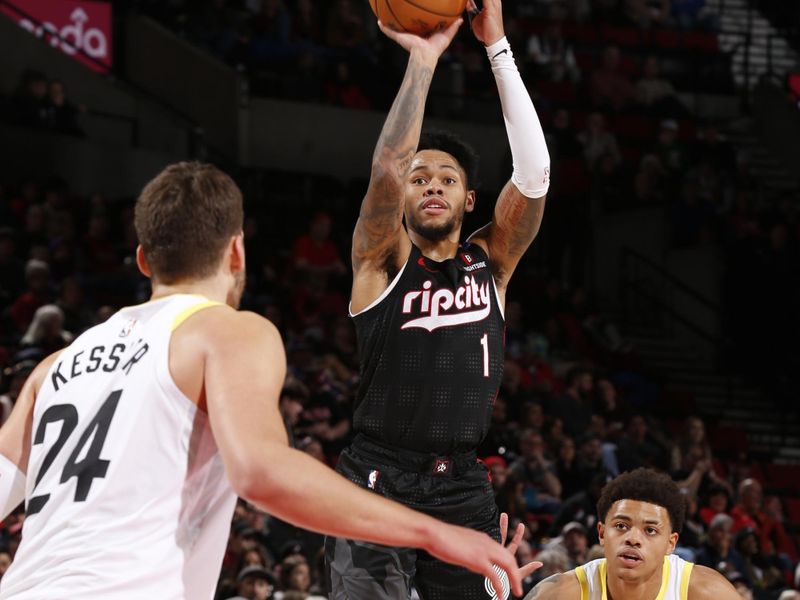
[369,0,468,36]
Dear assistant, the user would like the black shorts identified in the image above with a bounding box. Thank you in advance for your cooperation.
[324,434,504,600]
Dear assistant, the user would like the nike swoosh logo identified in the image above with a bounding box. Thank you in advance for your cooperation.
[493,49,508,59]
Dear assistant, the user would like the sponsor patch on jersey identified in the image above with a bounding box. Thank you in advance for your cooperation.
[484,565,511,600]
[401,275,491,332]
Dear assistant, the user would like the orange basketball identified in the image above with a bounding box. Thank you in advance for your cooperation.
[369,0,467,37]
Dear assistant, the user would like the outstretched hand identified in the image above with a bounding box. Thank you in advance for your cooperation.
[467,0,505,46]
[500,512,543,584]
[427,521,524,598]
[378,18,463,62]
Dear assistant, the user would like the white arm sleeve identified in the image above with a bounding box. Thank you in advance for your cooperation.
[0,453,25,521]
[486,36,551,198]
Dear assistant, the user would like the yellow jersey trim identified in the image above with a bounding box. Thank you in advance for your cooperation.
[575,565,590,600]
[679,561,694,600]
[171,300,225,331]
[600,559,608,600]
[654,556,671,600]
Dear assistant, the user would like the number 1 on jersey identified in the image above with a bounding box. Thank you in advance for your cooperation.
[480,333,489,378]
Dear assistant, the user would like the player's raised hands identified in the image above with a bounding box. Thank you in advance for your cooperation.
[500,512,544,587]
[378,17,463,62]
[467,0,505,46]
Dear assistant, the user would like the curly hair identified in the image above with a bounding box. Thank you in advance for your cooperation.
[596,468,685,533]
[417,129,479,189]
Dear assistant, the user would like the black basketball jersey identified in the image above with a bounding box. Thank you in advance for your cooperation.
[351,242,505,454]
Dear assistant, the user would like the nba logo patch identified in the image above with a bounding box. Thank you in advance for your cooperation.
[367,469,380,490]
[119,319,137,338]
[433,459,451,474]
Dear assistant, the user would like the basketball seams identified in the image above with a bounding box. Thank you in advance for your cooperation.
[401,0,465,18]
[383,0,411,33]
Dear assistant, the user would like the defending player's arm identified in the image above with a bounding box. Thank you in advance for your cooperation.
[523,572,581,600]
[466,0,550,293]
[688,565,742,600]
[0,351,62,520]
[200,309,523,597]
[351,19,462,312]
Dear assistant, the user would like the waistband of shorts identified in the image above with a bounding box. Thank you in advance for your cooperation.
[350,433,478,475]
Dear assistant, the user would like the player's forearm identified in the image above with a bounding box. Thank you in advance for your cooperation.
[371,50,436,175]
[239,440,440,551]
[487,37,550,199]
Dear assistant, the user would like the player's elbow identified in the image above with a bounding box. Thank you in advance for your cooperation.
[225,460,274,502]
[512,160,551,200]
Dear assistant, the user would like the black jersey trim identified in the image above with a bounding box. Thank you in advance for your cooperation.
[490,274,505,321]
[348,258,410,318]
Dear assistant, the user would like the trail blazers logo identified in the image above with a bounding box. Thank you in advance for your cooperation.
[401,276,490,332]
[484,565,510,600]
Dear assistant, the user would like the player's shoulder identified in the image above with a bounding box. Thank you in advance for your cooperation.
[174,305,281,351]
[688,564,740,600]
[523,571,581,600]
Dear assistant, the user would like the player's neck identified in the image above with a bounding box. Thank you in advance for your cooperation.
[606,560,664,600]
[149,276,232,307]
[408,229,462,262]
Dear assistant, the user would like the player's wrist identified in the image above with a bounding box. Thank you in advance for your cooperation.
[410,46,441,67]
[485,36,512,63]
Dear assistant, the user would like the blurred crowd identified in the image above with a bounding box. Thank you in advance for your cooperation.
[0,1,798,598]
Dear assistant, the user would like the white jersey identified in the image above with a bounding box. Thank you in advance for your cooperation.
[575,554,694,600]
[1,295,238,600]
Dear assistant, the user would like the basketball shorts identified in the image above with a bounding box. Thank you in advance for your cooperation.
[324,434,505,600]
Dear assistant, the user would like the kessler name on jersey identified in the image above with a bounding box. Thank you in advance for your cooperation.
[401,275,491,332]
[50,338,150,392]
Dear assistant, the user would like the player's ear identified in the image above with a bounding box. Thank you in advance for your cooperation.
[667,531,678,553]
[465,190,476,213]
[598,521,605,546]
[229,232,245,274]
[136,245,152,278]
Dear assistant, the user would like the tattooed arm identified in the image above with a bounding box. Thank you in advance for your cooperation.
[523,573,581,600]
[351,19,463,314]
[466,0,549,306]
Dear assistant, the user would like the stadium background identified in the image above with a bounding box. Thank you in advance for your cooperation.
[0,0,798,598]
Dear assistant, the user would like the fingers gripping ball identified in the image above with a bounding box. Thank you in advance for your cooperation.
[369,0,467,36]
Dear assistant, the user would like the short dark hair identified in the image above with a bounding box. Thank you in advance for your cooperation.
[134,162,244,284]
[417,129,479,189]
[597,468,685,533]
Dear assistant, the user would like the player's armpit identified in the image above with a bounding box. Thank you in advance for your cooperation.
[468,180,546,290]
[523,572,580,600]
[688,565,742,600]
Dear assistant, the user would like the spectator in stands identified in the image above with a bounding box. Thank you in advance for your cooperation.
[624,0,671,28]
[324,0,366,51]
[731,479,796,563]
[291,211,346,279]
[696,513,751,585]
[615,414,667,471]
[545,521,589,569]
[653,119,686,174]
[700,483,733,527]
[735,528,785,590]
[44,80,84,137]
[553,366,594,437]
[551,472,607,546]
[228,565,276,600]
[279,379,309,446]
[555,436,582,499]
[511,429,562,513]
[590,45,636,111]
[56,277,93,335]
[19,304,73,358]
[248,0,294,66]
[324,61,370,109]
[635,56,688,117]
[7,259,51,332]
[11,69,48,130]
[576,432,609,481]
[578,112,622,172]
[526,21,581,83]
[634,154,668,204]
[0,360,35,425]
